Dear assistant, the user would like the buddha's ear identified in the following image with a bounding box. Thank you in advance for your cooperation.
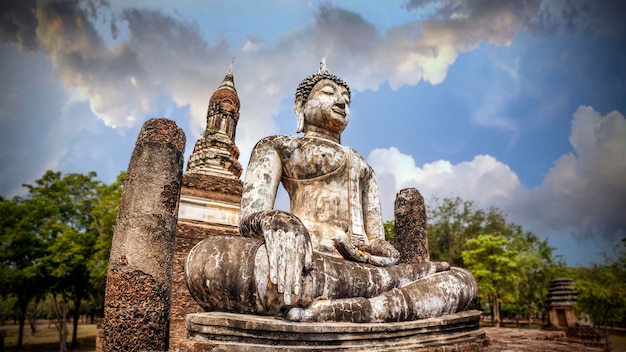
[294,97,305,133]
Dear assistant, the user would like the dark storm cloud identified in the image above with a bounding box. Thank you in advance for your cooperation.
[0,0,230,128]
[0,0,39,53]
[507,107,626,244]
[404,0,626,37]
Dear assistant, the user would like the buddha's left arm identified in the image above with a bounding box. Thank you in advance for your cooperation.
[362,166,385,242]
[362,164,399,264]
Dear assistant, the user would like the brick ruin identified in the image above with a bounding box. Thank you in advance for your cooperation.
[168,63,244,350]
[544,278,607,349]
[545,278,579,329]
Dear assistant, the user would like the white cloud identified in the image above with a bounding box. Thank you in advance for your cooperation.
[368,106,626,251]
[2,1,624,246]
[368,147,521,221]
[508,106,626,243]
[1,0,617,159]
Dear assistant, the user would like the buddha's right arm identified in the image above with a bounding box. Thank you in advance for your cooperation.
[237,138,312,304]
[239,137,282,237]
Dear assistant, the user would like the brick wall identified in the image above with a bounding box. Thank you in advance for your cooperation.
[168,175,242,351]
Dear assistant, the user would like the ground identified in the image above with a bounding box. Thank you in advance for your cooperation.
[0,319,624,351]
[1,320,96,351]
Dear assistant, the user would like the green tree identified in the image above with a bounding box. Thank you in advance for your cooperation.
[24,171,102,351]
[0,294,18,325]
[2,170,123,351]
[462,234,522,327]
[0,195,51,350]
[573,239,626,335]
[427,197,516,267]
[383,220,395,242]
[427,197,482,266]
[511,230,564,326]
[88,171,125,317]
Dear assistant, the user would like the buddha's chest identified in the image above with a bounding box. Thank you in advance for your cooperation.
[280,139,348,180]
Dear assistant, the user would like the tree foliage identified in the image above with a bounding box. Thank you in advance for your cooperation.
[424,196,562,327]
[383,220,395,242]
[427,197,520,267]
[0,195,50,349]
[88,172,125,316]
[0,170,123,351]
[463,234,520,327]
[570,239,626,332]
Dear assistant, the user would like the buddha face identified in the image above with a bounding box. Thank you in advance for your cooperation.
[302,79,350,134]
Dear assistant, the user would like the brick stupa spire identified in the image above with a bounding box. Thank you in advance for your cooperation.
[186,60,242,178]
[169,61,244,350]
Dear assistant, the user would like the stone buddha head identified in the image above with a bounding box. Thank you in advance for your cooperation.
[294,60,352,139]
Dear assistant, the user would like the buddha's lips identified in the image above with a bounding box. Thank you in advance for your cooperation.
[332,106,346,116]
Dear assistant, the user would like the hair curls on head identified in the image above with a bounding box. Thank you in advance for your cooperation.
[294,59,351,107]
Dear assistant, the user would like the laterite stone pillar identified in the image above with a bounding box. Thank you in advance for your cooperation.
[102,118,185,351]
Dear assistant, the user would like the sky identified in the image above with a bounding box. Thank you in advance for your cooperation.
[1,0,625,267]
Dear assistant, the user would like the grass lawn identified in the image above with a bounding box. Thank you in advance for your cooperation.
[1,322,96,352]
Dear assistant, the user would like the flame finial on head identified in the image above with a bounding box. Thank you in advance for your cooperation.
[318,58,328,74]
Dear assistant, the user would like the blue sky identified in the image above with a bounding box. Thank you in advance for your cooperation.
[1,0,625,266]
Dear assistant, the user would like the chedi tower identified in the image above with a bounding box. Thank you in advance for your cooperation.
[186,61,242,178]
[168,62,244,350]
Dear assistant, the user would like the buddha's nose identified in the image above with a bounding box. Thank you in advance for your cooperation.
[335,94,346,106]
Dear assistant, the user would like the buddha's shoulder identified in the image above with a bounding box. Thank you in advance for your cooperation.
[253,135,367,161]
[254,135,297,147]
[254,135,336,151]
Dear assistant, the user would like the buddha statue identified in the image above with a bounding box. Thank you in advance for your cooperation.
[185,60,477,323]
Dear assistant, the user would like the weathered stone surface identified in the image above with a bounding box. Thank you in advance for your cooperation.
[393,188,430,264]
[187,232,476,323]
[185,61,478,324]
[186,236,263,314]
[102,118,185,352]
[181,310,485,351]
[182,173,243,203]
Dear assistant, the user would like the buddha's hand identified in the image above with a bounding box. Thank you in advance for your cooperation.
[367,238,400,261]
[239,210,313,305]
[333,235,399,266]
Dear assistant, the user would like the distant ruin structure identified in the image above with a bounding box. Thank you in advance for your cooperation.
[544,278,607,350]
[545,278,579,329]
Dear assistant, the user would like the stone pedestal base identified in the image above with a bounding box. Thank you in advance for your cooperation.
[179,310,485,351]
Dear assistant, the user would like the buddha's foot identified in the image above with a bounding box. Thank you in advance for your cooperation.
[435,261,450,272]
[286,307,305,321]
[286,297,372,323]
[285,268,477,323]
